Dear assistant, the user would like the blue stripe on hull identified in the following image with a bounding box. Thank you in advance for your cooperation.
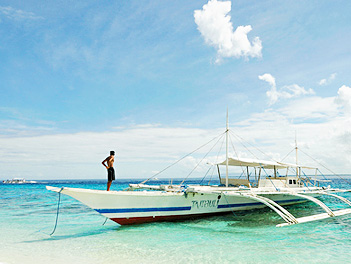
[95,199,304,214]
[218,202,262,209]
[96,206,192,214]
[218,198,305,209]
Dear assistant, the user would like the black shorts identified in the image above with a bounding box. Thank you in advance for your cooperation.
[108,167,115,181]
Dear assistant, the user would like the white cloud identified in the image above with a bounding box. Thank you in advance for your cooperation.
[258,73,276,87]
[1,85,351,180]
[258,73,278,104]
[194,0,262,63]
[280,84,315,99]
[259,73,315,105]
[0,126,223,180]
[0,6,43,21]
[335,85,351,113]
[319,73,337,86]
[234,90,351,173]
[2,88,351,181]
[1,101,351,180]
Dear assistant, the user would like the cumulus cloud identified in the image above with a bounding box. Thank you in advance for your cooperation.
[0,6,43,21]
[319,73,337,86]
[259,73,315,105]
[194,0,262,63]
[335,85,351,113]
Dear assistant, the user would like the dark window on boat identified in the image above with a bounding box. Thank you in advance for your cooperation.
[293,180,296,184]
[289,180,292,184]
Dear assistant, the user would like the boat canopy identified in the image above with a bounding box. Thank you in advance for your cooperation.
[217,157,316,170]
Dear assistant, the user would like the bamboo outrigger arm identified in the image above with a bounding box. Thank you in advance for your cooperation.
[276,192,351,227]
[315,191,351,207]
[237,192,298,224]
[220,190,351,227]
[219,191,298,225]
[290,192,335,217]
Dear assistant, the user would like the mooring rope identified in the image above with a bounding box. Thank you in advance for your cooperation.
[102,217,108,226]
[49,187,64,236]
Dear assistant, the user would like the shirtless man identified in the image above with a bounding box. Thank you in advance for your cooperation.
[102,151,115,191]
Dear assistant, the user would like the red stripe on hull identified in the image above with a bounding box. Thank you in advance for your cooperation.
[110,212,228,225]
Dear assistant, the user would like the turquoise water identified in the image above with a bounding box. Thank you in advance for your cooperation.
[1,179,351,264]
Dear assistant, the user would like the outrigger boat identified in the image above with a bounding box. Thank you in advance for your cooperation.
[47,114,351,227]
[3,178,37,184]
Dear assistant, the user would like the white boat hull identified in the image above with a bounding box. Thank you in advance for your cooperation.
[47,186,308,225]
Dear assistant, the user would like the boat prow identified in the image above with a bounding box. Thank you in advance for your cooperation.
[46,186,62,192]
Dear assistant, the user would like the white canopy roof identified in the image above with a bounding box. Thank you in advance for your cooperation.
[217,157,316,170]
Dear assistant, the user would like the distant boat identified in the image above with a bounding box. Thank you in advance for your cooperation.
[2,178,37,184]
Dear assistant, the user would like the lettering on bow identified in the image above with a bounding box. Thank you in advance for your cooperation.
[192,199,219,209]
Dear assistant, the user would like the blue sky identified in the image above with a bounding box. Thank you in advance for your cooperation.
[1,0,351,179]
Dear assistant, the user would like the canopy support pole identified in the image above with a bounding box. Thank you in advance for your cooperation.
[258,168,261,185]
[217,165,221,181]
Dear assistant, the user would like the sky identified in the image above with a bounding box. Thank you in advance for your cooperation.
[0,0,351,180]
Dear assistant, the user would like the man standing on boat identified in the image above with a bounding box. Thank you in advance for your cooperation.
[102,151,115,191]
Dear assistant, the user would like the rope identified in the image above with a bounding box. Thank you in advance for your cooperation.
[229,130,278,162]
[259,164,279,191]
[317,168,332,182]
[180,133,225,186]
[298,148,351,184]
[49,187,64,236]
[229,134,247,177]
[208,134,226,185]
[140,131,226,184]
[206,164,217,185]
[199,166,212,185]
[280,148,295,162]
[229,130,261,160]
[300,170,312,191]
[102,217,108,226]
[266,177,279,191]
[200,135,225,185]
[222,193,237,217]
[228,130,350,188]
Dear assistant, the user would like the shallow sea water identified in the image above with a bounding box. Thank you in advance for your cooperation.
[1,178,351,264]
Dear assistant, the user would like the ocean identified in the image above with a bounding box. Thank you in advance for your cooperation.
[1,178,351,264]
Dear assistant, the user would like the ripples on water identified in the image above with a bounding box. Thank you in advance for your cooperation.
[0,178,351,264]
